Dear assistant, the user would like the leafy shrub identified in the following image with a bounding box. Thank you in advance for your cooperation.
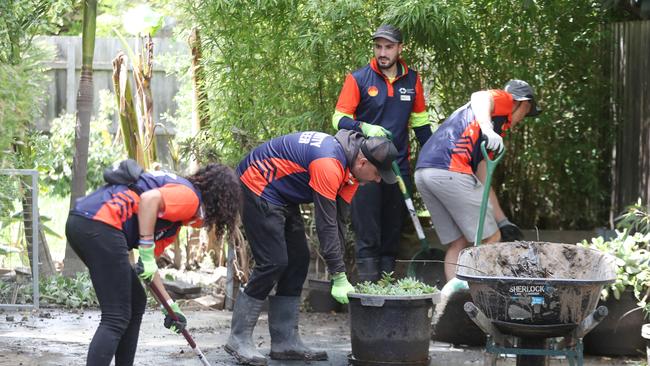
[28,90,126,197]
[39,272,99,308]
[580,230,650,316]
[355,273,437,296]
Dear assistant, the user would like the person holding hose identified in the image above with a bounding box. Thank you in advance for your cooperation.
[65,162,242,366]
[414,79,541,292]
[332,24,434,282]
[226,130,398,365]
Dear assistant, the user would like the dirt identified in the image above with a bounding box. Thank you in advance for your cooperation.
[458,241,616,281]
[0,305,643,366]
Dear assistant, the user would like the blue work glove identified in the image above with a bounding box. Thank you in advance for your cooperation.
[162,301,187,334]
[498,218,524,241]
[360,122,390,138]
[135,245,157,282]
[331,272,355,304]
[441,277,469,297]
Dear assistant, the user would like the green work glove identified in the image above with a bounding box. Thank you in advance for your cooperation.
[162,301,187,334]
[331,272,355,304]
[360,122,389,138]
[135,245,157,282]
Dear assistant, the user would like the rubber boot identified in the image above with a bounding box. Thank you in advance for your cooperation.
[225,291,267,366]
[378,255,396,277]
[268,295,328,361]
[356,257,380,283]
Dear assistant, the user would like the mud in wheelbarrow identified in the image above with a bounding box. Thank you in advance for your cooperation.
[456,241,616,338]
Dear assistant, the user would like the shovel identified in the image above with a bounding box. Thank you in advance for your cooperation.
[473,141,505,247]
[441,141,505,296]
[147,280,212,366]
[390,162,445,288]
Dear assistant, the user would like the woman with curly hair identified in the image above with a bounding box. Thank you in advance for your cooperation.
[65,162,241,366]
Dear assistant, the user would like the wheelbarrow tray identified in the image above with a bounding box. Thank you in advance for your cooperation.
[456,241,616,338]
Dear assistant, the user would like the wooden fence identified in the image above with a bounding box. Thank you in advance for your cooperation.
[610,21,650,218]
[36,36,188,163]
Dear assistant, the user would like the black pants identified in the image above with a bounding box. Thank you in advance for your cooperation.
[65,215,147,366]
[351,176,410,259]
[241,185,310,300]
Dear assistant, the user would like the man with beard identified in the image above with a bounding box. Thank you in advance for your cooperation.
[332,24,433,282]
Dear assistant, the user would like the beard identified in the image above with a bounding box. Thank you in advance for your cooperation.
[377,56,397,70]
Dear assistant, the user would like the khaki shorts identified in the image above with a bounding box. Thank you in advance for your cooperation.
[414,168,498,245]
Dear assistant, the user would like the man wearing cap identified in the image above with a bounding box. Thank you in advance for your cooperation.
[332,24,433,282]
[225,129,398,365]
[414,80,541,287]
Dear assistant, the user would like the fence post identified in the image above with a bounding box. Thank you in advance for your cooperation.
[66,39,76,113]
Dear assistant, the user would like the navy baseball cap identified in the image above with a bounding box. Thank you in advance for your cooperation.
[360,137,398,184]
[372,24,403,43]
[504,79,541,117]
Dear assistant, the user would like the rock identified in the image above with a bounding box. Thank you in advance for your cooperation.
[6,315,14,322]
[186,294,225,310]
[163,280,202,295]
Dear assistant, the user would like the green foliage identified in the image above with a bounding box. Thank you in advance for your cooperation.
[177,0,620,228]
[0,45,52,168]
[39,272,98,308]
[355,272,437,296]
[26,90,126,197]
[616,199,650,235]
[580,230,650,316]
[0,272,98,308]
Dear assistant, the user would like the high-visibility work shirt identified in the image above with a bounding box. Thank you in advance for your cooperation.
[70,172,202,256]
[416,90,514,174]
[334,58,428,175]
[238,131,359,274]
[237,131,358,206]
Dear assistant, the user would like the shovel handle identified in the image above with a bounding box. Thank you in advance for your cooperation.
[147,281,212,366]
[392,162,427,247]
[474,141,505,247]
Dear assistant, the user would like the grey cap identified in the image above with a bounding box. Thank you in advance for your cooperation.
[372,24,402,43]
[360,137,398,184]
[504,79,541,117]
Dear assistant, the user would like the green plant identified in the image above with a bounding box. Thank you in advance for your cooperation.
[39,272,99,308]
[355,272,437,296]
[580,230,650,317]
[616,199,650,236]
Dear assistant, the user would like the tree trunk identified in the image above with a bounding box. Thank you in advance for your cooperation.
[63,0,97,277]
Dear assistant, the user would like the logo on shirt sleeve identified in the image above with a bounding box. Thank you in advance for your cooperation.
[368,86,379,97]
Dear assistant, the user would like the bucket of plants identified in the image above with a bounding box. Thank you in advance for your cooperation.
[347,274,440,366]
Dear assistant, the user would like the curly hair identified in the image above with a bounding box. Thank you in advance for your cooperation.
[186,163,242,237]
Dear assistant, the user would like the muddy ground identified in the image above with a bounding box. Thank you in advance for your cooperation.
[0,307,644,366]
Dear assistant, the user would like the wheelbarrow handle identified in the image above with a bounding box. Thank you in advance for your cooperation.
[147,281,213,366]
[474,141,505,247]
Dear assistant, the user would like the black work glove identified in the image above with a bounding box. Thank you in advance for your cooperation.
[498,218,524,241]
[162,302,187,334]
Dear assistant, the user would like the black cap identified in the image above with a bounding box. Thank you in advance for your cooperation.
[504,79,541,117]
[360,137,398,184]
[372,24,402,43]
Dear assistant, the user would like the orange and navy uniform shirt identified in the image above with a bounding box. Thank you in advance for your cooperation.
[416,90,514,174]
[69,171,202,256]
[237,131,358,206]
[237,131,359,274]
[333,58,429,176]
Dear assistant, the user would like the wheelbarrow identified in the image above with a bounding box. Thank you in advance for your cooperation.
[456,241,617,365]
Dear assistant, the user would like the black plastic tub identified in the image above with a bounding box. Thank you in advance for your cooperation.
[306,279,342,313]
[456,241,616,338]
[348,293,438,366]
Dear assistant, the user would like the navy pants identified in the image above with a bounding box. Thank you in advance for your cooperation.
[351,177,410,259]
[65,215,147,366]
[241,185,310,300]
